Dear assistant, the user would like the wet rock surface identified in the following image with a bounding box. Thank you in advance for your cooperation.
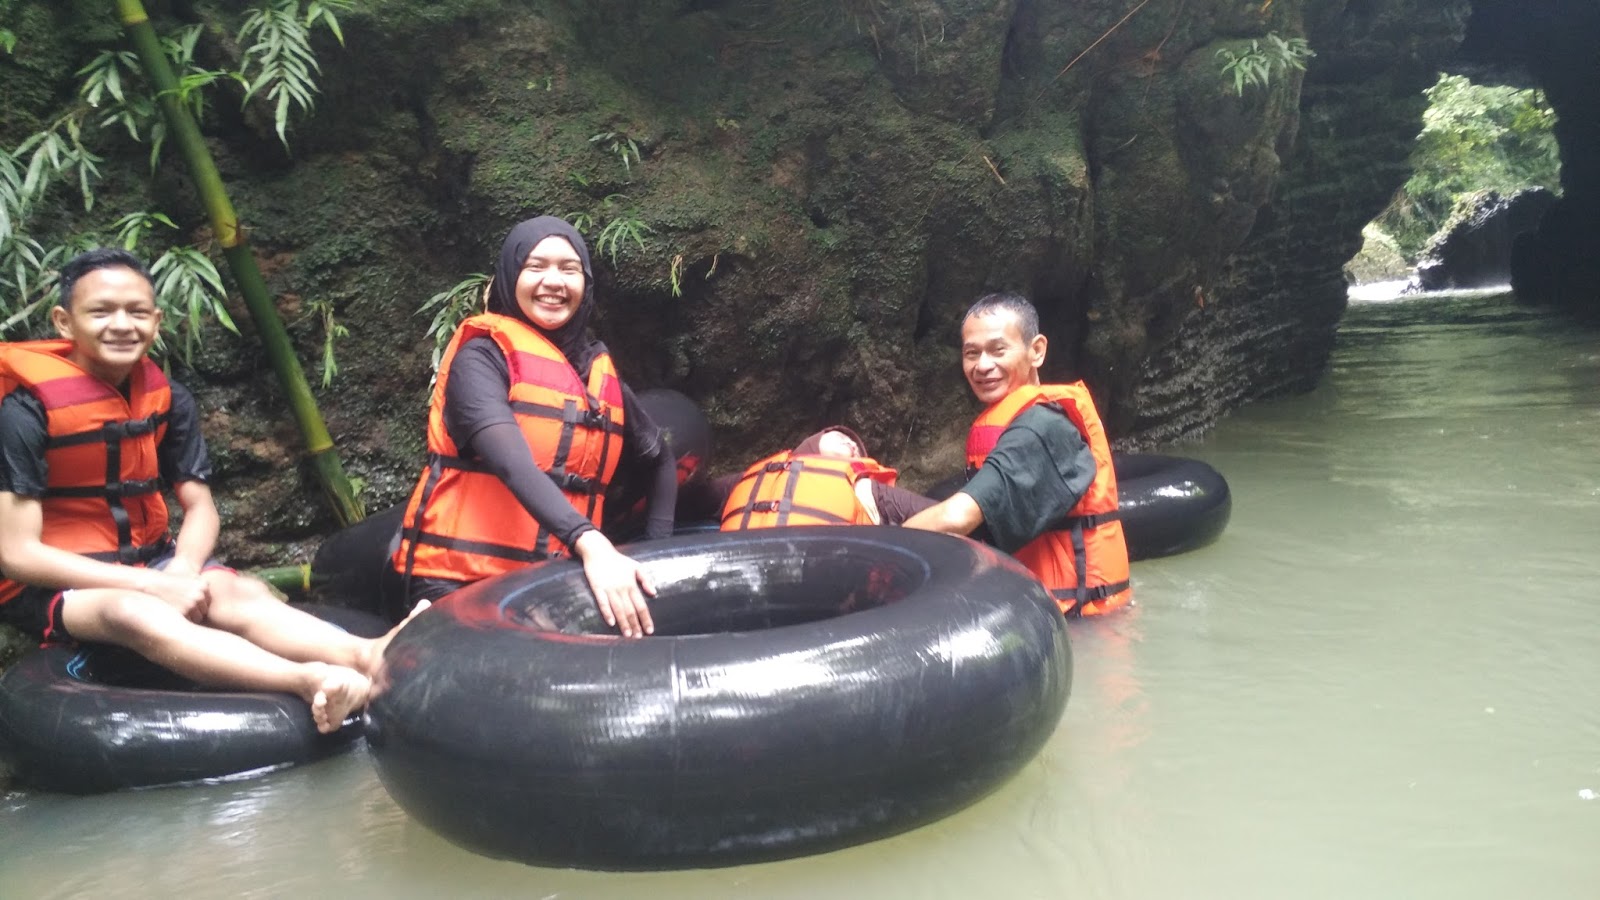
[1415,188,1556,291]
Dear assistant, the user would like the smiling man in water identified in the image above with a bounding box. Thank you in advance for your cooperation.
[902,292,1132,617]
[0,248,412,732]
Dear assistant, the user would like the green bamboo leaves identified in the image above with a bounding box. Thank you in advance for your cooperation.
[3,2,352,339]
[117,0,363,524]
[419,273,491,375]
[151,245,240,363]
[1,123,103,333]
[240,0,354,150]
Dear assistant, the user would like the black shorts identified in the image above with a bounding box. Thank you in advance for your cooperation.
[0,584,72,645]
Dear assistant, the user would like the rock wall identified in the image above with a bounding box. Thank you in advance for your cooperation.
[1127,0,1471,443]
[1458,0,1600,317]
[1415,188,1555,291]
[0,0,1472,563]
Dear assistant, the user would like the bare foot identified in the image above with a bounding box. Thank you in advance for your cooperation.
[358,599,431,677]
[310,664,372,734]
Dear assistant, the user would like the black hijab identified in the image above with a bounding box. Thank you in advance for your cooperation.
[486,216,605,377]
[484,215,664,460]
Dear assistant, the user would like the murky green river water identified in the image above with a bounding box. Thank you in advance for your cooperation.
[4,289,1598,898]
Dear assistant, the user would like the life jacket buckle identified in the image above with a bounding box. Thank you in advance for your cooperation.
[110,416,156,438]
[547,469,599,494]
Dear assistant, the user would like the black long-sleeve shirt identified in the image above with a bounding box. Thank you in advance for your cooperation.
[442,337,676,549]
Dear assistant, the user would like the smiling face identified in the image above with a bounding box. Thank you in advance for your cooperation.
[52,265,162,385]
[514,235,587,331]
[961,309,1047,406]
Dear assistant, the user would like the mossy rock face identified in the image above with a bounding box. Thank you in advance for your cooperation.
[1345,224,1411,285]
[1,0,1474,559]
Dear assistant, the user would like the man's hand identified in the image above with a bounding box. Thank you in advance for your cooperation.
[573,530,656,638]
[143,568,211,622]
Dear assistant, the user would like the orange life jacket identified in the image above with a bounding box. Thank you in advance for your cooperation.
[0,340,173,606]
[967,382,1131,617]
[392,314,625,585]
[721,450,897,529]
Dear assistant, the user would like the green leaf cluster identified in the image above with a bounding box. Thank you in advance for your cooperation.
[589,131,642,177]
[567,193,652,265]
[240,0,353,150]
[1372,74,1562,258]
[1216,34,1314,96]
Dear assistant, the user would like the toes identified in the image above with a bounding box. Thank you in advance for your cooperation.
[312,670,371,734]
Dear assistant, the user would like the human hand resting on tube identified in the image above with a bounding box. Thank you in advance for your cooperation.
[573,530,656,638]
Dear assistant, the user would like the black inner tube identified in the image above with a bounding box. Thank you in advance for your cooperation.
[367,527,1071,870]
[504,537,926,637]
[0,604,387,794]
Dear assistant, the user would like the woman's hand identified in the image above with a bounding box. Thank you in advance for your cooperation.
[573,530,656,638]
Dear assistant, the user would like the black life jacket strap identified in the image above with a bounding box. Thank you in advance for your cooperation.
[1051,579,1132,617]
[45,412,169,449]
[399,455,447,604]
[407,530,551,565]
[45,478,162,499]
[434,454,603,495]
[1066,509,1121,529]
[83,539,173,567]
[508,399,626,435]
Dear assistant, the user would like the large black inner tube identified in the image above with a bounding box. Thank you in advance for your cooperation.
[0,604,386,794]
[1112,453,1232,561]
[309,502,408,621]
[366,526,1071,871]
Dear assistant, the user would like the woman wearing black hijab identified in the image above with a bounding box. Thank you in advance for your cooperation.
[390,216,676,637]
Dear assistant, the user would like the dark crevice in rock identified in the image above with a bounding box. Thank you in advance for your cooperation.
[1458,0,1600,317]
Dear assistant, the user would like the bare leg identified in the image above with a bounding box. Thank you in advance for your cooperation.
[60,588,370,734]
[200,571,425,677]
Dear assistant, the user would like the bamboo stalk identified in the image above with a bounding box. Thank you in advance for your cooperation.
[116,0,364,526]
[255,564,314,596]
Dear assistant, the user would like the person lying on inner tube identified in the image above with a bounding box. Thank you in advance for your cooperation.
[390,216,675,638]
[719,426,935,529]
[903,292,1133,617]
[0,248,414,733]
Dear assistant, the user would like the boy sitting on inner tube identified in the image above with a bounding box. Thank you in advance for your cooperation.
[719,426,934,530]
[0,248,413,733]
[903,292,1133,618]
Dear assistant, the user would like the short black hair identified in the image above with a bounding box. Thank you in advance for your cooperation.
[56,248,155,310]
[964,292,1039,342]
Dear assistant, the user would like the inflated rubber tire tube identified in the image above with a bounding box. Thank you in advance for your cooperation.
[923,452,1232,562]
[1113,453,1232,561]
[366,526,1071,870]
[309,502,409,621]
[0,604,388,794]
